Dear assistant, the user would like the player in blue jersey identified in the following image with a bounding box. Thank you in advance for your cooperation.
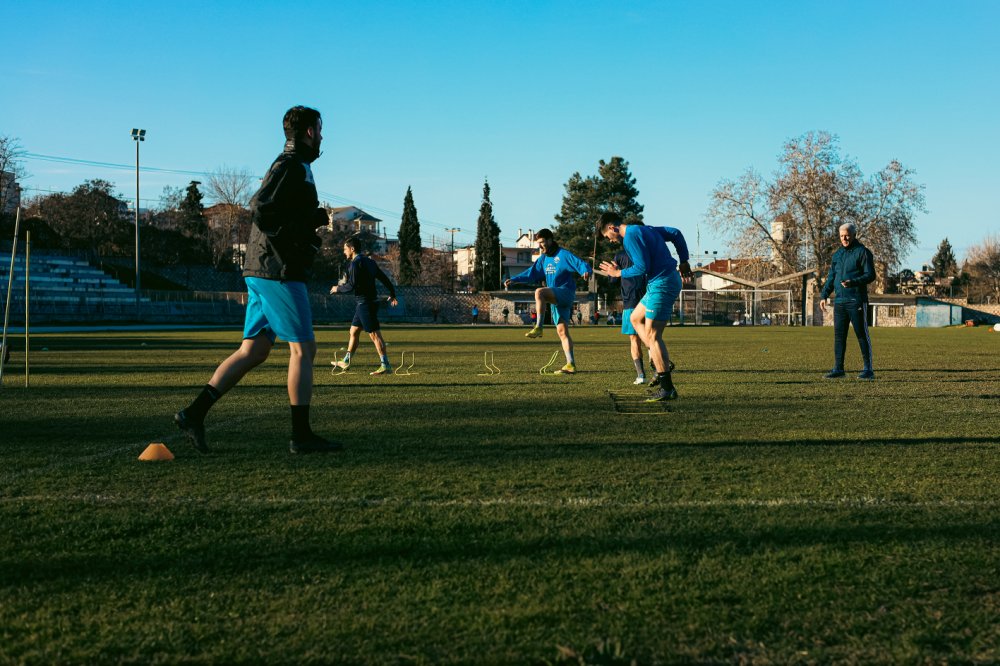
[599,212,691,401]
[504,229,591,374]
[330,236,399,375]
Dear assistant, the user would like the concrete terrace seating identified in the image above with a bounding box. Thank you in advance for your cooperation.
[2,251,146,306]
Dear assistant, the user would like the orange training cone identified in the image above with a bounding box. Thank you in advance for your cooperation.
[139,443,175,461]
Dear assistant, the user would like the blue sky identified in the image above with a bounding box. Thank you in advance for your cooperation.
[3,0,997,267]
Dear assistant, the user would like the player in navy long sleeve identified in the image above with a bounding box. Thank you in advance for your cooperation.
[504,228,591,374]
[818,223,876,379]
[330,236,399,375]
[599,212,692,401]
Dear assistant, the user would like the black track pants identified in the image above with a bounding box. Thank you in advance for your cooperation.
[833,300,873,372]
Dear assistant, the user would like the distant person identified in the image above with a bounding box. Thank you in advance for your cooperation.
[576,310,583,326]
[819,222,876,380]
[330,236,399,376]
[471,304,479,325]
[530,310,537,327]
[599,212,691,402]
[504,229,591,375]
[502,306,509,324]
[174,105,338,454]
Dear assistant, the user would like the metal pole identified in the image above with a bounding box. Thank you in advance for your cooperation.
[25,230,30,386]
[135,138,141,295]
[1,207,22,387]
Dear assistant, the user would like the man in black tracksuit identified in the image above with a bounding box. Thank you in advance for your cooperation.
[329,236,398,375]
[819,223,876,380]
[175,106,340,455]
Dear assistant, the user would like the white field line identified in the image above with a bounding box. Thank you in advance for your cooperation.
[0,414,255,485]
[1,494,997,510]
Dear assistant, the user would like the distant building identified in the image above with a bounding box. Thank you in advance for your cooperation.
[326,205,398,254]
[327,206,381,236]
[454,228,540,289]
[695,258,755,290]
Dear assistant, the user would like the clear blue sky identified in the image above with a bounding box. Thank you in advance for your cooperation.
[3,0,997,268]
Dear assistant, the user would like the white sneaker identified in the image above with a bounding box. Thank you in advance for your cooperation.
[633,376,646,385]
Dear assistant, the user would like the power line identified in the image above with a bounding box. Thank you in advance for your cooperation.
[21,151,524,248]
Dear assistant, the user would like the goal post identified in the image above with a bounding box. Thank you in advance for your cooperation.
[675,288,794,326]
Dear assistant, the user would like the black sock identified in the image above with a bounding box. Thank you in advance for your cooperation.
[185,384,221,422]
[658,371,674,391]
[290,405,312,440]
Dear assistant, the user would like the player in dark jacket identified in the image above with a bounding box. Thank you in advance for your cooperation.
[819,223,876,380]
[612,250,651,384]
[175,106,340,455]
[330,236,399,375]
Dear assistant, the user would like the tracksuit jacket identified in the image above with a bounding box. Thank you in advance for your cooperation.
[820,241,876,303]
[243,140,328,283]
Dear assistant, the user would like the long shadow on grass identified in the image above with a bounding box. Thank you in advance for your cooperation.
[3,510,996,588]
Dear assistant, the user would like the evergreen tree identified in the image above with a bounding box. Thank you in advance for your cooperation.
[931,237,959,278]
[473,180,502,291]
[179,180,208,241]
[398,186,422,285]
[553,157,644,293]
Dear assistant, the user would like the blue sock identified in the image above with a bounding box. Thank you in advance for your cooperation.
[380,355,389,365]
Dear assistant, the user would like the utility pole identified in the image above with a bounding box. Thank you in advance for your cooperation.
[445,227,460,293]
[130,128,146,297]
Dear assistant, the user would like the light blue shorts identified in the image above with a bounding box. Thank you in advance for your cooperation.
[549,286,575,326]
[621,307,639,336]
[243,277,315,343]
[639,272,682,322]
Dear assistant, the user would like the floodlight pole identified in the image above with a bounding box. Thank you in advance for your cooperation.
[131,128,145,297]
[445,227,459,293]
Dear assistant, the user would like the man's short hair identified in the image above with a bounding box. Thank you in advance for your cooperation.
[283,106,321,141]
[598,211,622,232]
[344,236,362,253]
[534,229,554,241]
[839,222,857,234]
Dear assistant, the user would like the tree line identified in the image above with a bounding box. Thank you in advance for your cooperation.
[3,131,999,303]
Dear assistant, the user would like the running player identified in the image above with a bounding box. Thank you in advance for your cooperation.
[329,236,398,375]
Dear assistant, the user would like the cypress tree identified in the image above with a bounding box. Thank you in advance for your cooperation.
[474,180,502,291]
[398,186,422,285]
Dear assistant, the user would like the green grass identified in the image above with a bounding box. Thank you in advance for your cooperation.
[2,325,998,664]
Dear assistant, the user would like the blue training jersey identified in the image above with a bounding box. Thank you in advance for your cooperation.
[620,225,689,281]
[509,247,591,291]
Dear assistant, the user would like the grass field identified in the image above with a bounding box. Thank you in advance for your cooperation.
[2,324,998,664]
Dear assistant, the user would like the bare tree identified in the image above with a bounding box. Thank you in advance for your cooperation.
[0,135,28,217]
[965,234,1000,304]
[707,132,925,293]
[205,166,255,268]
